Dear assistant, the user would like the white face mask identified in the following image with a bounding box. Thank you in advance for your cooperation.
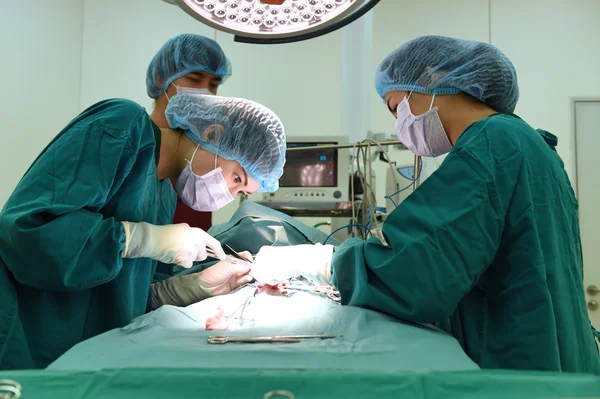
[175,148,235,212]
[165,85,214,101]
[395,92,452,157]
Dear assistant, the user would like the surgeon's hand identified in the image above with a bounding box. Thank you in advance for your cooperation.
[150,255,254,309]
[250,244,335,285]
[121,221,226,268]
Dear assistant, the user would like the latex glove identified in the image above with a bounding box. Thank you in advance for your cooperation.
[150,254,254,309]
[121,222,226,268]
[250,244,334,285]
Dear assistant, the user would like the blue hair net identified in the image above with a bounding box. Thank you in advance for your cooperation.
[375,35,519,113]
[146,33,232,99]
[166,94,286,193]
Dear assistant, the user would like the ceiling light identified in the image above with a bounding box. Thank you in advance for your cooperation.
[164,0,380,44]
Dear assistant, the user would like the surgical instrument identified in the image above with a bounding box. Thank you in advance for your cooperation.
[206,245,253,263]
[207,334,341,344]
[281,285,331,293]
[223,243,254,263]
[208,336,301,344]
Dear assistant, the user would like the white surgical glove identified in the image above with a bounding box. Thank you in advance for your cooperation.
[250,244,334,285]
[150,255,254,309]
[121,222,226,268]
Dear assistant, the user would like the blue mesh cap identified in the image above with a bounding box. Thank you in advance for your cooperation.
[165,93,286,192]
[146,33,232,99]
[375,35,519,113]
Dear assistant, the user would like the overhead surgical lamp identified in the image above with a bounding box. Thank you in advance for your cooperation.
[161,0,380,44]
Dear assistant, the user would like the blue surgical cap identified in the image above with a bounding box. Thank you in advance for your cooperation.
[146,33,232,99]
[375,35,519,113]
[165,94,286,193]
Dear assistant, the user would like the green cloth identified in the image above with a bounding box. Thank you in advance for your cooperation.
[0,99,176,369]
[47,301,478,372]
[0,368,599,398]
[332,114,600,374]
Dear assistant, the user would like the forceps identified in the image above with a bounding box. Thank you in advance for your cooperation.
[207,334,341,345]
[282,285,329,293]
[206,244,253,263]
[207,244,253,263]
[223,243,254,264]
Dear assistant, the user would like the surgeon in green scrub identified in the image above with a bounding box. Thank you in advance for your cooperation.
[145,33,233,280]
[0,92,286,369]
[252,35,600,374]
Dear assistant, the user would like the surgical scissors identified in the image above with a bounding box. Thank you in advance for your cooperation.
[207,334,341,345]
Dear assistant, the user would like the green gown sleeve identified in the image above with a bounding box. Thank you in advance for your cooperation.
[332,144,519,323]
[0,101,151,292]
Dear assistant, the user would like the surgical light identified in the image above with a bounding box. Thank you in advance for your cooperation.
[162,0,380,44]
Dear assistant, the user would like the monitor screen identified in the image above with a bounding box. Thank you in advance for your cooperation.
[279,142,338,188]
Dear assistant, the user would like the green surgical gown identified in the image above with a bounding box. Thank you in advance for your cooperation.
[0,99,176,369]
[332,114,600,374]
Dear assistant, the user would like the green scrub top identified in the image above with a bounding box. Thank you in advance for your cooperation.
[332,114,600,374]
[0,99,176,369]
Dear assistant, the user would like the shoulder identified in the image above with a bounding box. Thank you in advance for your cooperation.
[458,114,542,153]
[81,98,146,117]
[72,99,156,147]
[77,99,150,133]
[450,114,549,170]
[438,114,539,186]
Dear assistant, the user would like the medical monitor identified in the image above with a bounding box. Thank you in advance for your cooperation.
[262,136,349,203]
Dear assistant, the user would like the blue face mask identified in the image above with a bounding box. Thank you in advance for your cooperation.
[176,147,234,212]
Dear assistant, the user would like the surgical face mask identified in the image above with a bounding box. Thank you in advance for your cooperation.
[176,147,235,212]
[165,85,214,101]
[395,93,452,157]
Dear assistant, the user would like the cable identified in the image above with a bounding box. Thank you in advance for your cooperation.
[367,142,380,235]
[363,138,399,206]
[358,145,367,229]
[351,141,370,237]
[357,143,377,233]
[385,183,413,208]
[358,138,399,237]
[413,155,422,190]
[350,141,360,236]
[384,157,423,208]
[346,138,398,240]
[324,224,372,245]
[367,142,375,230]
[313,222,331,228]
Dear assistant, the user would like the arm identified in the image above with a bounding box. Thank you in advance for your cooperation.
[150,256,253,309]
[0,108,149,291]
[332,149,512,323]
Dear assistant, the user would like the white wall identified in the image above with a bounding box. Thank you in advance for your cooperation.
[79,0,216,111]
[491,0,600,188]
[0,0,84,206]
[213,30,342,139]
